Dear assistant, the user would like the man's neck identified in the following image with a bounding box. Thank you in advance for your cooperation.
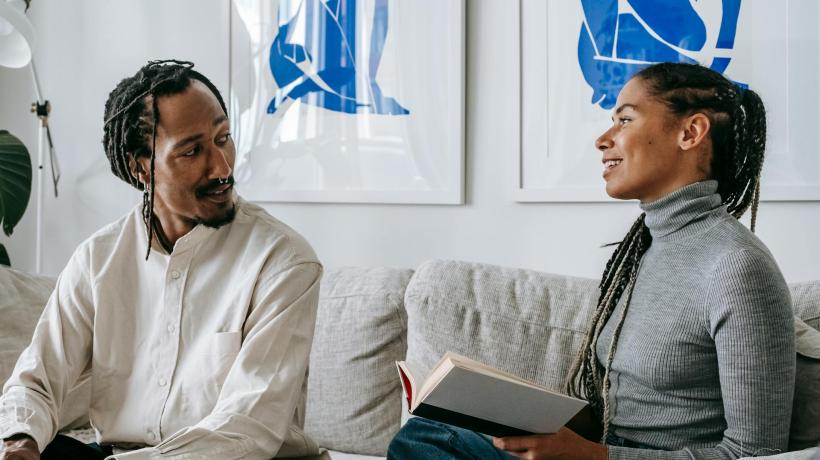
[152,214,195,253]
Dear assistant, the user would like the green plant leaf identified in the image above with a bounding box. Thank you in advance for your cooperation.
[0,130,32,238]
[0,243,9,266]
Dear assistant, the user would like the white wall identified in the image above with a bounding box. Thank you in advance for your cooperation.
[1,0,818,282]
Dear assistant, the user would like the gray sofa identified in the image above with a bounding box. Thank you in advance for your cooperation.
[1,260,818,459]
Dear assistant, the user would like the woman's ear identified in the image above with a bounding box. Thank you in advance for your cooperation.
[128,154,149,185]
[679,113,711,151]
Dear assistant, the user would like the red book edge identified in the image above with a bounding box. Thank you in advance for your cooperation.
[397,363,413,411]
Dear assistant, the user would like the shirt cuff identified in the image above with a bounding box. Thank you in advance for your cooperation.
[0,415,51,454]
[1,390,55,453]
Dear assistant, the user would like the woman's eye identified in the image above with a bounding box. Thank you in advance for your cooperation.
[618,117,632,126]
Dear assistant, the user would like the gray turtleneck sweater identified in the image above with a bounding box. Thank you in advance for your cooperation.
[597,181,795,460]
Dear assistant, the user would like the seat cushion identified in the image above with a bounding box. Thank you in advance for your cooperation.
[403,260,599,392]
[326,451,385,460]
[305,267,413,456]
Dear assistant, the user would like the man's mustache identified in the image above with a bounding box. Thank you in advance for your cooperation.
[195,176,235,198]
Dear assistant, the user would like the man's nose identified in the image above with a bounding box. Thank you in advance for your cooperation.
[210,149,233,179]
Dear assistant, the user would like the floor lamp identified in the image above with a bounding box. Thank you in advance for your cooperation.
[0,0,60,273]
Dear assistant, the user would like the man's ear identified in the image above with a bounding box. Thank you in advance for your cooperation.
[678,113,711,151]
[128,154,150,185]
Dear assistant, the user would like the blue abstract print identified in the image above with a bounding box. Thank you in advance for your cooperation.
[268,0,410,116]
[577,0,742,109]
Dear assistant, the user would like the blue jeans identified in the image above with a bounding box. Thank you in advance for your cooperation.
[388,418,653,459]
[388,418,517,460]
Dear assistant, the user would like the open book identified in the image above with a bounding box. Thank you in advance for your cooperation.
[396,352,587,437]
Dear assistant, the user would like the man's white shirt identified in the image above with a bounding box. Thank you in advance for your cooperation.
[0,196,323,459]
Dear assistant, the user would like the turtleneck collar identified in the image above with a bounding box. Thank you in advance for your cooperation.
[640,180,726,241]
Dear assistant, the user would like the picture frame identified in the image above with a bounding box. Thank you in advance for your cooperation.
[229,0,465,204]
[513,0,820,202]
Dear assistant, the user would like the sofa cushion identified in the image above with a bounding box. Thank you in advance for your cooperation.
[792,281,820,331]
[0,266,90,430]
[0,266,56,387]
[305,267,413,456]
[403,260,599,392]
[792,318,820,451]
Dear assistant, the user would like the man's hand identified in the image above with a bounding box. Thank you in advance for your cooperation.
[493,427,607,460]
[1,434,39,460]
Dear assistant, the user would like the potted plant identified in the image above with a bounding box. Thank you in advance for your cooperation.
[0,130,32,266]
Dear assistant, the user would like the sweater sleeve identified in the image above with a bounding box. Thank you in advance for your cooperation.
[609,249,795,460]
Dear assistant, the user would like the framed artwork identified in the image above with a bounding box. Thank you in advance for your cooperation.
[514,0,820,202]
[229,0,465,204]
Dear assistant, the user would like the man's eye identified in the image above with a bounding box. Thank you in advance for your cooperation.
[182,145,201,157]
[216,133,232,145]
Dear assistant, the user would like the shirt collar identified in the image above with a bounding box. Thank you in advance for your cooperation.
[141,206,235,257]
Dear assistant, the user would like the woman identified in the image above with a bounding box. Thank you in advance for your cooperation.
[387,62,795,459]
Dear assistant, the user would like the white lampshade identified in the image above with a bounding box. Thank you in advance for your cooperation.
[0,0,35,68]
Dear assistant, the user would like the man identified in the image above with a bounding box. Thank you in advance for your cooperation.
[0,60,323,459]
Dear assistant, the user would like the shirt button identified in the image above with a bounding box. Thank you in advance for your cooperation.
[158,378,167,386]
[170,270,180,279]
[147,431,156,442]
[167,324,176,333]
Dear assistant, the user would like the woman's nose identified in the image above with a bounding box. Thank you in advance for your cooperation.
[595,128,614,152]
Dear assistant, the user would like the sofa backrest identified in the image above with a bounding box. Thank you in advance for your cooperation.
[792,281,820,330]
[790,281,820,450]
[3,262,819,456]
[0,266,56,387]
[402,260,820,454]
[403,259,600,392]
[0,266,90,429]
[403,260,820,380]
[304,266,414,456]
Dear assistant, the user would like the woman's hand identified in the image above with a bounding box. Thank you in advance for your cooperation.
[493,427,607,460]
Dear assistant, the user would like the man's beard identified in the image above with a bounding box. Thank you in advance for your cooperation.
[196,204,237,229]
[194,176,237,228]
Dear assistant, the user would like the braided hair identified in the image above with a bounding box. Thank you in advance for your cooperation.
[102,60,228,260]
[564,62,768,439]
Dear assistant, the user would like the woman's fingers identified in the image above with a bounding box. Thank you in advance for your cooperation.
[493,434,546,452]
